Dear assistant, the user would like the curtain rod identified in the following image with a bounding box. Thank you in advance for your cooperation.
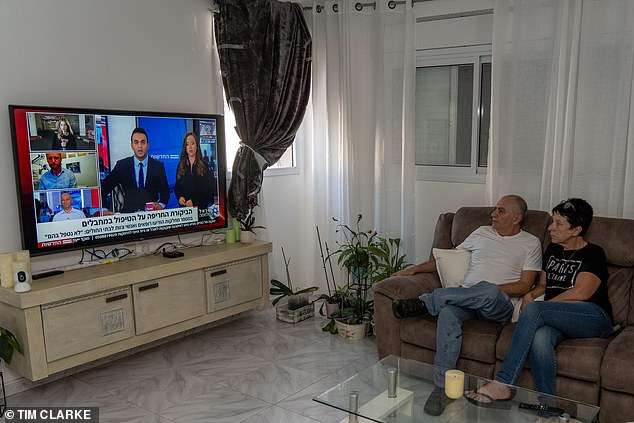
[302,0,434,12]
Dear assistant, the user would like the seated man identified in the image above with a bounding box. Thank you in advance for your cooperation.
[392,194,542,416]
[52,192,85,221]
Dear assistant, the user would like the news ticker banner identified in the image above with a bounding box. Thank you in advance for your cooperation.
[4,407,98,422]
[36,207,198,247]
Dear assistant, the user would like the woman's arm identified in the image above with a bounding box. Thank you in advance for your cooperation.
[549,272,601,302]
[520,270,546,310]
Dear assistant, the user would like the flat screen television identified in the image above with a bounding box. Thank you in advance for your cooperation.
[9,105,227,256]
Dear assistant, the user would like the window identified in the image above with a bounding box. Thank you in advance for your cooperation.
[223,96,296,175]
[415,45,491,183]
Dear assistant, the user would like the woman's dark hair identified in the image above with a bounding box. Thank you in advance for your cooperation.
[552,198,594,236]
[176,132,205,180]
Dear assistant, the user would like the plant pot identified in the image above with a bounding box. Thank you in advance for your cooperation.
[335,320,369,341]
[325,302,340,317]
[240,231,256,244]
[288,293,309,311]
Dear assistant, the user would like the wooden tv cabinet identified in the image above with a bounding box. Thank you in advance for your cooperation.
[0,240,272,381]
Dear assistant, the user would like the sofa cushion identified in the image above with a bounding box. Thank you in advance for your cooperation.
[401,317,504,364]
[432,248,471,288]
[496,324,608,383]
[601,326,634,395]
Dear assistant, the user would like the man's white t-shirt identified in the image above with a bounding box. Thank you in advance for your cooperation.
[457,226,542,288]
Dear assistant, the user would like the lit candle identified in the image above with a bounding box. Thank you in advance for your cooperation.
[0,253,14,288]
[445,369,465,399]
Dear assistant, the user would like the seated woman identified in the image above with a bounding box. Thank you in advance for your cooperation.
[52,117,77,150]
[174,132,215,209]
[466,198,613,407]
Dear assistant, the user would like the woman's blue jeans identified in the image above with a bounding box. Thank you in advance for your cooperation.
[495,300,613,395]
[419,281,514,387]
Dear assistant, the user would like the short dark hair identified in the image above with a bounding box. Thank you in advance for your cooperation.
[130,127,148,142]
[552,198,594,236]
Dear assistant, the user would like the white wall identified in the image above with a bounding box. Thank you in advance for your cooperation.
[0,0,222,391]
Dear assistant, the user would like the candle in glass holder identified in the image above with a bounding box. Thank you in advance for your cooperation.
[0,252,14,288]
[445,369,465,399]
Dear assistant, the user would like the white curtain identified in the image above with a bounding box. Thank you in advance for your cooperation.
[300,0,416,286]
[489,0,634,218]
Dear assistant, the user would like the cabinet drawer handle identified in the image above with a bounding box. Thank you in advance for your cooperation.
[210,269,227,277]
[138,282,159,292]
[106,293,128,303]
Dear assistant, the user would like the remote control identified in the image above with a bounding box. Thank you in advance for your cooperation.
[32,270,64,280]
[519,402,565,415]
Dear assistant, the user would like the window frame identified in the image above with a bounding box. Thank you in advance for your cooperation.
[415,44,492,184]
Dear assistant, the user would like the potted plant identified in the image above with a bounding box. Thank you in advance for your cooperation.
[0,326,23,416]
[315,225,348,317]
[269,246,318,311]
[236,206,265,244]
[322,215,410,339]
[0,327,22,366]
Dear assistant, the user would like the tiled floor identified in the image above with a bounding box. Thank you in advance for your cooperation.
[6,307,378,423]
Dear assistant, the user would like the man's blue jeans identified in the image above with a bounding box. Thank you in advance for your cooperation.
[419,281,513,387]
[495,300,613,395]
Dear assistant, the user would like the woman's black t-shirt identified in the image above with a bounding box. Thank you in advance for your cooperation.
[542,242,612,320]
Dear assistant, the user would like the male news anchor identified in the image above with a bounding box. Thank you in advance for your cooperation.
[101,127,170,213]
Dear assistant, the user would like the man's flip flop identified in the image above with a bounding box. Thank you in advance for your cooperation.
[466,391,513,410]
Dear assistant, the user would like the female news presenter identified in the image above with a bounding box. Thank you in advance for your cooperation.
[174,132,215,209]
[52,117,78,150]
[466,198,613,407]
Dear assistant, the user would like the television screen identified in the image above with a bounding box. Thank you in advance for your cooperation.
[9,105,227,255]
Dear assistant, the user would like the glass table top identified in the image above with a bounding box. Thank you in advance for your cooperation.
[313,355,599,423]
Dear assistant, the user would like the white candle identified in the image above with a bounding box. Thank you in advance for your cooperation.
[13,250,30,263]
[445,369,465,399]
[0,253,14,288]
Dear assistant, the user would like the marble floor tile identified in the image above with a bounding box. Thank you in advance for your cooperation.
[226,329,317,361]
[73,389,153,423]
[73,353,172,392]
[176,349,271,384]
[242,404,323,423]
[6,377,102,407]
[158,385,270,423]
[222,361,324,404]
[7,308,382,423]
[140,334,227,368]
[112,368,212,413]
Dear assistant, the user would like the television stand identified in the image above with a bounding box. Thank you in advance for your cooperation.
[0,240,272,381]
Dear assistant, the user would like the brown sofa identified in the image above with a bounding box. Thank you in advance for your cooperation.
[374,207,634,423]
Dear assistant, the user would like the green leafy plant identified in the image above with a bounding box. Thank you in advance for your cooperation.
[333,214,378,281]
[0,327,23,365]
[269,246,318,307]
[368,236,411,283]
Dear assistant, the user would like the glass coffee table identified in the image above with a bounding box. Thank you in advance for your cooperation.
[314,355,599,423]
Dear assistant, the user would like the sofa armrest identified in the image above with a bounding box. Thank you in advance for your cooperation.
[374,273,441,358]
[374,273,441,301]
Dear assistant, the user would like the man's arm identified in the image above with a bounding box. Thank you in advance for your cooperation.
[498,269,539,297]
[393,258,437,276]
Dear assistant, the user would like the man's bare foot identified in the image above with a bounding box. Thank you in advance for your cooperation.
[465,381,514,404]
